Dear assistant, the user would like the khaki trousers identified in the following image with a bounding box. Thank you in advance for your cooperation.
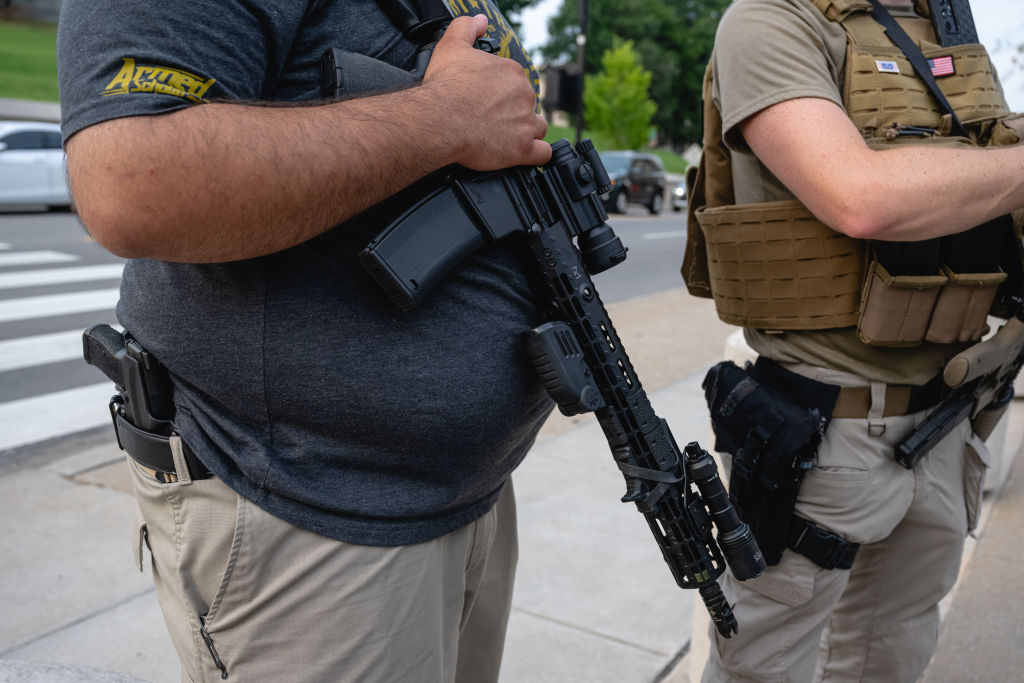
[700,364,988,683]
[128,442,518,683]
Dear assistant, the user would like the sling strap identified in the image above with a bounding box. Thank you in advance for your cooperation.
[866,0,969,138]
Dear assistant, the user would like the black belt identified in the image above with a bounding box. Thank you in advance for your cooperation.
[111,403,211,482]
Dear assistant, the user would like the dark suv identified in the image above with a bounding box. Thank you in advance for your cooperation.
[598,151,667,215]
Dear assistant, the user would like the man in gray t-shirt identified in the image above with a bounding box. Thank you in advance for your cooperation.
[59,1,552,679]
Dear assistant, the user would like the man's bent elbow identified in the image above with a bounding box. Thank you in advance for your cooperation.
[807,192,891,240]
[831,211,889,241]
[73,185,171,259]
[66,126,171,258]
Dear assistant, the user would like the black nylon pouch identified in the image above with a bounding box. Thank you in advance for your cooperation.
[702,360,838,565]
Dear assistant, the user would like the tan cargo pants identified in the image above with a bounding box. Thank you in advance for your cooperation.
[699,364,988,683]
[128,441,518,683]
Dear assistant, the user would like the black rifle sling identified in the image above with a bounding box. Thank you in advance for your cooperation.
[375,0,454,41]
[867,0,969,138]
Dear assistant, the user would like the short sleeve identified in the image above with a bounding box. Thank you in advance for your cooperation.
[56,0,307,141]
[712,0,847,151]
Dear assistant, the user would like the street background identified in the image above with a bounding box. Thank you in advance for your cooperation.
[2,200,1023,682]
[2,0,1024,678]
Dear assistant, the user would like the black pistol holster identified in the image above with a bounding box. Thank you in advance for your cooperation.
[82,324,209,483]
[703,358,859,570]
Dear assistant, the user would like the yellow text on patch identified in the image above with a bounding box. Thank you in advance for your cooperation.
[102,58,216,103]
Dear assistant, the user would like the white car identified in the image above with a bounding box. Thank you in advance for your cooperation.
[671,180,687,212]
[0,120,72,209]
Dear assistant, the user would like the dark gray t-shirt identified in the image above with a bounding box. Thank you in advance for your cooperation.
[58,0,552,546]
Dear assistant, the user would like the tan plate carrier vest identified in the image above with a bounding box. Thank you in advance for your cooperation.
[683,0,1024,345]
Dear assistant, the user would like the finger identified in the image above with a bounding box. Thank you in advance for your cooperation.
[524,139,553,167]
[534,113,548,141]
[441,14,488,47]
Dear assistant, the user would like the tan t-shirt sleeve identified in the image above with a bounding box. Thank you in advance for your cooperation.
[712,0,848,152]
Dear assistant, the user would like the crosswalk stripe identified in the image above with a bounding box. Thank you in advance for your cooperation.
[0,263,124,290]
[0,250,80,267]
[0,327,120,373]
[0,383,115,453]
[0,288,119,323]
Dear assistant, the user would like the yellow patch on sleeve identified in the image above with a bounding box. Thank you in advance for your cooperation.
[102,58,217,103]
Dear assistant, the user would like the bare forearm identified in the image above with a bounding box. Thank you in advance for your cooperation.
[67,15,550,263]
[69,92,459,262]
[741,97,1024,241]
[843,144,1024,241]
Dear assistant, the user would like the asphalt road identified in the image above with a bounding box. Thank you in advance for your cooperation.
[0,205,689,456]
[597,205,688,302]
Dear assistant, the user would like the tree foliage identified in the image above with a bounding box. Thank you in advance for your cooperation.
[584,40,657,149]
[540,0,730,147]
[496,0,543,33]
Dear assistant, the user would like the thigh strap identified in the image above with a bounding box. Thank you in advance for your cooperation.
[787,515,859,570]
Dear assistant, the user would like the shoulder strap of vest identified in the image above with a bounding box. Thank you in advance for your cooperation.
[811,0,874,23]
[811,0,933,27]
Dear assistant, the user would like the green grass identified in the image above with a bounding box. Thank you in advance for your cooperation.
[0,21,59,102]
[0,27,692,175]
[544,123,688,175]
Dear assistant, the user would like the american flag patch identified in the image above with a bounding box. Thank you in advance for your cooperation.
[929,56,955,77]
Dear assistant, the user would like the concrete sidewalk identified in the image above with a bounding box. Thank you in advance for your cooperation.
[1,289,1022,682]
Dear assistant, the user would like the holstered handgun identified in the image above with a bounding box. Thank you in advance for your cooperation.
[83,324,173,435]
[82,324,209,481]
[897,297,1024,468]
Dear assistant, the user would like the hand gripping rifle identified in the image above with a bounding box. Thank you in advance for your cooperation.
[361,138,765,636]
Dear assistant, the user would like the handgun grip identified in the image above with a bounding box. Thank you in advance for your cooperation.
[944,317,1024,387]
[82,323,126,387]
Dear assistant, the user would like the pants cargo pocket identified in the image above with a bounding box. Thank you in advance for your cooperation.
[709,553,833,682]
[126,451,243,682]
[963,433,990,533]
[742,552,819,607]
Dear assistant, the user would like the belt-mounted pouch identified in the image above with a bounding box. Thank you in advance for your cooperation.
[702,359,837,565]
[857,258,947,345]
[925,266,1006,343]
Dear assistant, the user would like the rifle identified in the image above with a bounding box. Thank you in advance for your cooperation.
[928,0,978,47]
[361,138,765,636]
[896,297,1024,468]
